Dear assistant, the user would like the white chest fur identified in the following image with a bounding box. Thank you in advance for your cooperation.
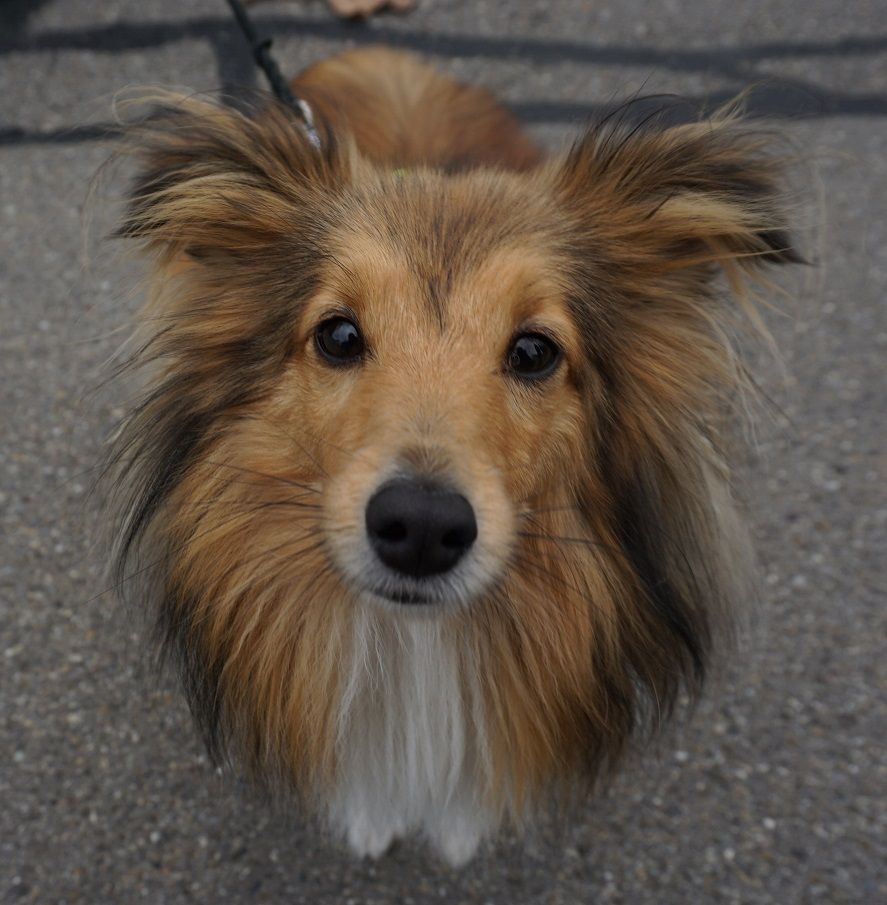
[328,606,495,865]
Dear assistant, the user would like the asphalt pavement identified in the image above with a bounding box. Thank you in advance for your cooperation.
[1,1,885,902]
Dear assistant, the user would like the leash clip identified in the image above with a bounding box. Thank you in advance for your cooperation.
[225,0,323,149]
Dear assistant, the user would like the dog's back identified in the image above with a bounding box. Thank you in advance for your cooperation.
[291,47,541,171]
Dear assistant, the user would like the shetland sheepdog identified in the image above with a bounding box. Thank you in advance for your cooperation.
[107,47,797,864]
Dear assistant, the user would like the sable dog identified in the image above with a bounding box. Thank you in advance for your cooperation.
[109,47,797,864]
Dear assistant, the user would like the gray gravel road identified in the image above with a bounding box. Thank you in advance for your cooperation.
[1,1,885,903]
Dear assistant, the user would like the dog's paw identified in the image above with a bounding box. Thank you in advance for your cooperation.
[434,830,482,867]
[346,813,402,859]
[429,810,487,867]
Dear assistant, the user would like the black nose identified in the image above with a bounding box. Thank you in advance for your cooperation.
[365,479,478,579]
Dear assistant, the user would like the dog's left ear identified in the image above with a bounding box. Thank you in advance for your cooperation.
[554,114,802,285]
[548,114,802,708]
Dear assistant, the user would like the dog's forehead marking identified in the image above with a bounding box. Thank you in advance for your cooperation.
[325,226,574,353]
[338,172,553,326]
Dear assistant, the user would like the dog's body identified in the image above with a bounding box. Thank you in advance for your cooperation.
[291,47,541,171]
[110,47,796,864]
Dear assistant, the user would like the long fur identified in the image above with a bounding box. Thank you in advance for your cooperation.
[106,47,797,863]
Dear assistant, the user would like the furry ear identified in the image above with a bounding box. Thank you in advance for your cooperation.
[117,93,345,260]
[108,95,346,586]
[555,110,801,279]
[554,113,801,710]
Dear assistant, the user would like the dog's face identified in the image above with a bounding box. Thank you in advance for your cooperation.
[112,97,794,810]
[261,179,587,610]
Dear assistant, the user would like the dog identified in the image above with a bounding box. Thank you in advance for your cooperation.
[107,46,798,864]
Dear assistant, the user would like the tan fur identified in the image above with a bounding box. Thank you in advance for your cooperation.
[292,46,542,171]
[109,48,796,854]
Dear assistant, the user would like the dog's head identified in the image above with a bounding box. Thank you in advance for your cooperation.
[110,95,795,803]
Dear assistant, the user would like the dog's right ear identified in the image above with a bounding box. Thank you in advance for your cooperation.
[118,94,347,261]
[106,98,350,593]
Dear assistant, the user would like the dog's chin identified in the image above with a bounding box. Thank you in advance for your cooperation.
[371,587,432,606]
[357,581,467,614]
[344,558,493,614]
[331,534,506,615]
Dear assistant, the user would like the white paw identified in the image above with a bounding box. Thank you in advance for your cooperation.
[346,814,401,859]
[432,823,484,867]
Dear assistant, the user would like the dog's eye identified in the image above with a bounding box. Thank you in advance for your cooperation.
[315,317,365,365]
[506,333,561,380]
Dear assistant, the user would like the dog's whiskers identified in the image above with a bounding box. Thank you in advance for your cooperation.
[91,493,321,606]
[202,460,321,494]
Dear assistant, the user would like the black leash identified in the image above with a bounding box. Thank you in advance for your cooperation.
[224,0,322,147]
